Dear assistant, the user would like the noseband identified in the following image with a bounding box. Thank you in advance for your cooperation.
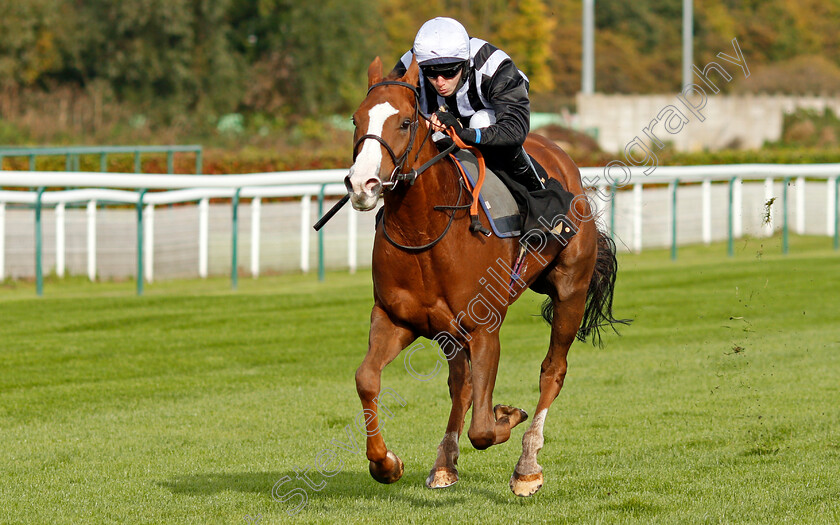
[352,81,428,190]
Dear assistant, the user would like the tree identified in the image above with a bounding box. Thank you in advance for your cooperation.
[41,0,240,118]
[287,0,386,114]
[377,0,447,66]
[228,0,385,116]
[544,0,582,96]
[0,0,64,88]
[494,0,555,93]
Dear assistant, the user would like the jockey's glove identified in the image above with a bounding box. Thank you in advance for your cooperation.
[435,110,478,145]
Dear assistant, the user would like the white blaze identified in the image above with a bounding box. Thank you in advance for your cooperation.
[351,102,399,184]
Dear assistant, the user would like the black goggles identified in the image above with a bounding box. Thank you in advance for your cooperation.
[421,63,463,80]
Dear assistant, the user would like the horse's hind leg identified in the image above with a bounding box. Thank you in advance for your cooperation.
[510,287,587,497]
[426,347,471,488]
[356,305,416,484]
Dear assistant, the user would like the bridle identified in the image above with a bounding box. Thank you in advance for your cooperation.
[350,79,469,251]
[350,80,454,191]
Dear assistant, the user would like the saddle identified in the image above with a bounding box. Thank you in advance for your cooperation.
[452,150,577,244]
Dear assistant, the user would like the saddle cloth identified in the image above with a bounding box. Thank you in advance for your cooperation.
[452,150,522,238]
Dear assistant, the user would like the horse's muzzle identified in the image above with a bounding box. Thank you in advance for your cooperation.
[346,174,381,211]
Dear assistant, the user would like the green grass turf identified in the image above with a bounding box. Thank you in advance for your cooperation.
[1,235,839,524]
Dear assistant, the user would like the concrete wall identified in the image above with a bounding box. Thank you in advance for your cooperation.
[577,93,840,153]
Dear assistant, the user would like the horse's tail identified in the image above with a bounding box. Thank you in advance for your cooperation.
[577,227,632,346]
[541,226,631,346]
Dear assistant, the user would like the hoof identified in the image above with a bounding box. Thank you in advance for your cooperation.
[426,467,458,489]
[509,470,544,497]
[494,404,529,427]
[369,450,404,484]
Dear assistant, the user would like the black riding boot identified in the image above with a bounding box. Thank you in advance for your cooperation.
[509,147,544,192]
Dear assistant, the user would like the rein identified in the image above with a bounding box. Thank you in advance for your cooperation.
[381,170,470,252]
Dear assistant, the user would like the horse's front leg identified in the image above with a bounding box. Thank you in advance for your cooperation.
[355,305,416,484]
[426,346,471,488]
[467,331,528,450]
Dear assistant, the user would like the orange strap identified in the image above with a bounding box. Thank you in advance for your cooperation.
[450,154,472,189]
[447,128,485,219]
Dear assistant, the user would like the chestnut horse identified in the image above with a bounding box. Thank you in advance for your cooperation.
[344,56,625,497]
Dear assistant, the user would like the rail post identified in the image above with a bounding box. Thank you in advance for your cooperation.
[835,176,839,251]
[727,177,735,257]
[167,151,174,174]
[318,185,326,282]
[136,189,147,296]
[232,188,241,290]
[35,187,45,296]
[0,202,5,281]
[251,197,261,278]
[195,149,203,175]
[671,179,679,261]
[782,177,790,254]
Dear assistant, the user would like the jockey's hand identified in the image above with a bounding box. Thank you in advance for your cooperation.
[434,110,477,144]
[429,113,446,133]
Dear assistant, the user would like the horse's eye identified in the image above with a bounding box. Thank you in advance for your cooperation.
[400,119,411,130]
[351,116,357,127]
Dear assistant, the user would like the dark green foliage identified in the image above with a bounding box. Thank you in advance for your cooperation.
[770,108,840,149]
[2,0,840,145]
[285,0,385,115]
[226,0,384,115]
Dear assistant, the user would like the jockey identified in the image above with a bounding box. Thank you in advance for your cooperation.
[393,16,544,192]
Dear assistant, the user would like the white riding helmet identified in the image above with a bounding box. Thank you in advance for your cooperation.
[413,17,470,66]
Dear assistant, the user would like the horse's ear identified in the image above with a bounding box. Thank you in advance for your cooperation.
[368,57,383,88]
[404,55,420,86]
